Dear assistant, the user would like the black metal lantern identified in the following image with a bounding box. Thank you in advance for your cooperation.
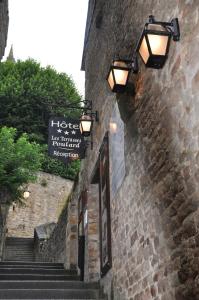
[107,60,131,93]
[137,16,180,69]
[80,114,93,137]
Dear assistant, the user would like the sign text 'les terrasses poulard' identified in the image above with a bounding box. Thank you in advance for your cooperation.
[48,117,86,164]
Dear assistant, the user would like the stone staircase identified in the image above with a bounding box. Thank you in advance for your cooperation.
[1,238,104,299]
[0,261,103,299]
[4,237,34,261]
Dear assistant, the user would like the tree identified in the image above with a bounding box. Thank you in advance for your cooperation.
[0,59,81,143]
[0,59,82,179]
[0,127,43,204]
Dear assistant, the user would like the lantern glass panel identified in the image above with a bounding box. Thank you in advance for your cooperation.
[80,115,92,136]
[147,34,169,55]
[107,70,114,90]
[139,36,150,64]
[113,69,129,86]
[113,60,129,86]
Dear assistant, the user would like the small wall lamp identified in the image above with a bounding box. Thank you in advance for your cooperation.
[79,100,98,137]
[79,100,98,150]
[80,114,93,137]
[107,15,180,93]
[107,60,132,93]
[23,191,30,199]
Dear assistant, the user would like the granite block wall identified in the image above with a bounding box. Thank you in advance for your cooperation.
[36,184,78,268]
[79,1,199,299]
[6,172,73,238]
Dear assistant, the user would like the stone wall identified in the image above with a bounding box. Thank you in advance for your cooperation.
[6,172,73,238]
[35,203,69,263]
[0,0,8,60]
[78,1,199,300]
[35,182,78,268]
[84,185,100,282]
[0,203,9,261]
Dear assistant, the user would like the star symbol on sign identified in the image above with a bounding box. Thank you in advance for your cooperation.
[57,129,62,133]
[71,130,76,135]
[64,130,69,135]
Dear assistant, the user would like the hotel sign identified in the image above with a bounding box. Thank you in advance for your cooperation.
[48,117,86,163]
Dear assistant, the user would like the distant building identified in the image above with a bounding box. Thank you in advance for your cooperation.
[0,0,9,61]
[6,45,15,62]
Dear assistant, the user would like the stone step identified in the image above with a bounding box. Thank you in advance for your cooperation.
[6,253,34,256]
[5,253,34,256]
[5,257,35,261]
[6,254,34,256]
[6,248,34,250]
[4,237,35,262]
[6,245,33,247]
[5,248,34,251]
[0,289,99,299]
[5,250,34,252]
[0,274,80,281]
[0,280,99,290]
[5,243,34,246]
[0,261,63,267]
[5,237,34,242]
[6,245,34,248]
[0,264,64,269]
[5,258,35,262]
[0,268,77,275]
[6,244,33,246]
[6,241,33,243]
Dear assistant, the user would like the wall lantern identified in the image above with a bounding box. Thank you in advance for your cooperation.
[23,191,30,199]
[137,15,180,69]
[107,60,132,93]
[107,15,180,93]
[79,101,98,138]
[80,114,93,137]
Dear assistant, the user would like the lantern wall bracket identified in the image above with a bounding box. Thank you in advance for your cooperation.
[82,100,99,122]
[85,137,94,151]
[147,15,180,42]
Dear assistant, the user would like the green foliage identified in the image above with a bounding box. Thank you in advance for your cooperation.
[42,145,80,180]
[0,59,81,143]
[0,59,81,180]
[0,127,43,202]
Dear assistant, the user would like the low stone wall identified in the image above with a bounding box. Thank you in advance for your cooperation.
[35,188,78,269]
[0,203,9,261]
[35,204,68,263]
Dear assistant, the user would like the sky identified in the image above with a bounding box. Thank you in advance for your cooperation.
[3,0,89,96]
